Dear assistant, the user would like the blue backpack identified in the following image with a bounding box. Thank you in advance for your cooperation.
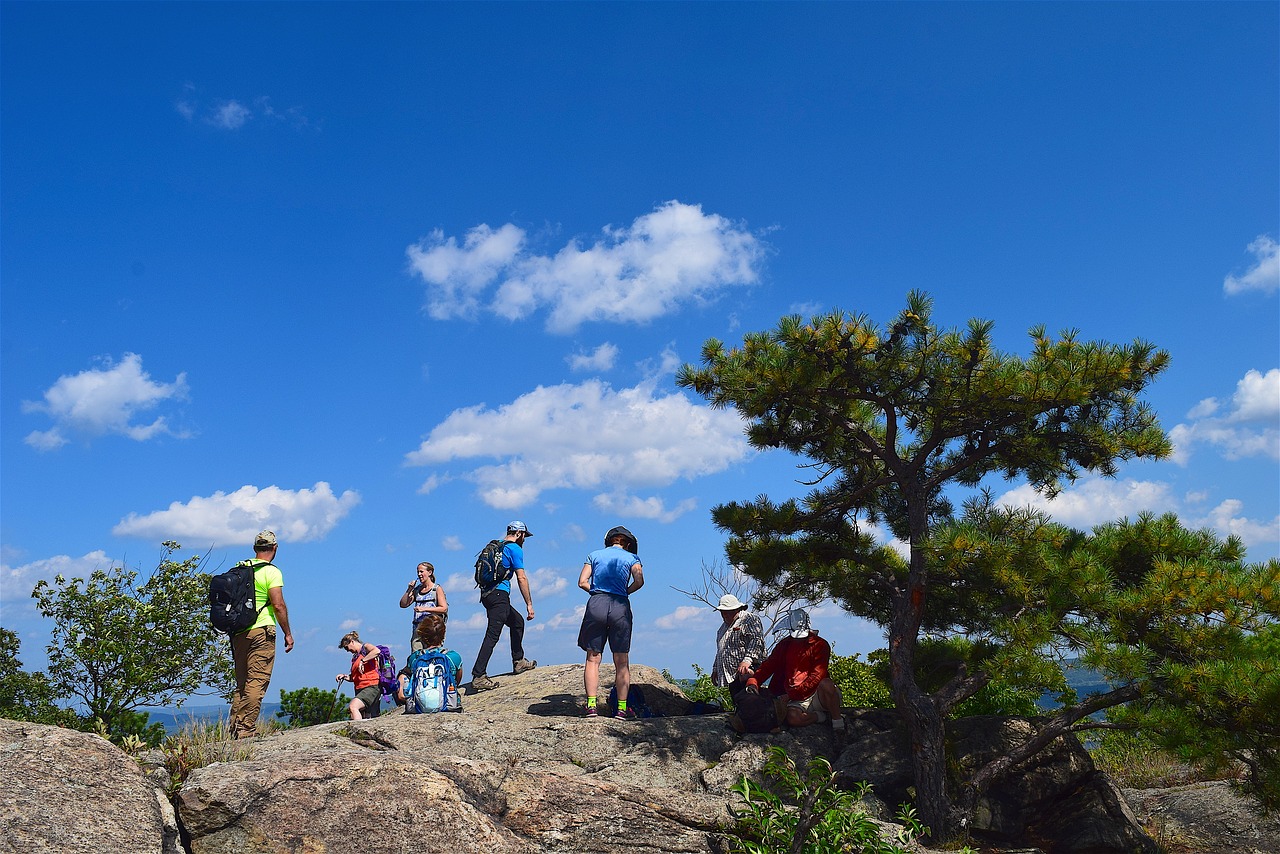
[407,648,461,714]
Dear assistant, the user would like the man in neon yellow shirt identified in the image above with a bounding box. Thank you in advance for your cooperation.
[229,530,294,739]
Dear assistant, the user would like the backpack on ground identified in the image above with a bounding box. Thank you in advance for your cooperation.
[607,685,652,718]
[374,645,397,698]
[730,690,786,734]
[208,560,269,636]
[473,539,511,591]
[406,648,461,714]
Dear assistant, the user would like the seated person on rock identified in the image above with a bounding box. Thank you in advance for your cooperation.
[399,613,463,713]
[743,609,845,733]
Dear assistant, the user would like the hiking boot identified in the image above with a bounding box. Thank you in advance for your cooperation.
[583,704,598,718]
[614,706,637,721]
[512,658,537,675]
[471,674,499,692]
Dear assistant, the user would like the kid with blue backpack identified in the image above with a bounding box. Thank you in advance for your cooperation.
[401,613,463,714]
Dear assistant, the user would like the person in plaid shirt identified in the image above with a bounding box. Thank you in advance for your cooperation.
[712,594,766,697]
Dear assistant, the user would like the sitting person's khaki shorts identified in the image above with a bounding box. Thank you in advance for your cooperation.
[788,690,828,723]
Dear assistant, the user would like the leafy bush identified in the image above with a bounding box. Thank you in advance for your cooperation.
[674,663,732,710]
[277,686,348,727]
[727,745,925,854]
[828,653,892,709]
[0,626,77,727]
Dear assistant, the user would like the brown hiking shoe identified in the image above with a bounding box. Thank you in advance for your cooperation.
[512,658,538,675]
[471,674,499,692]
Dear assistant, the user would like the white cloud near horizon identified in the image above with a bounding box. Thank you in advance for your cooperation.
[1223,235,1279,296]
[21,353,190,451]
[568,343,619,372]
[404,372,750,515]
[1,550,117,613]
[112,482,361,546]
[530,604,585,632]
[654,604,715,631]
[406,201,766,333]
[1169,368,1280,465]
[995,476,1277,551]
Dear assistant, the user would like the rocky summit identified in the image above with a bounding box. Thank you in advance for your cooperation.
[2,663,1275,853]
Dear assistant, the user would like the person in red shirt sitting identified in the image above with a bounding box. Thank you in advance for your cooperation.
[744,609,845,733]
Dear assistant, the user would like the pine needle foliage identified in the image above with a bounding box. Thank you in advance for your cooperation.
[677,293,1176,841]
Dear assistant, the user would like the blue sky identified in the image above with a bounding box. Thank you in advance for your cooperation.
[2,2,1277,705]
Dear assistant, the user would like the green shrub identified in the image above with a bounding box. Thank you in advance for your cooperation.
[277,686,348,727]
[829,653,892,709]
[727,745,924,854]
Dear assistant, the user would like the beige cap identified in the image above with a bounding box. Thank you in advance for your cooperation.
[254,530,278,548]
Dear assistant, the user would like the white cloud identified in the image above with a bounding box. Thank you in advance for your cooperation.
[527,566,569,598]
[442,536,464,551]
[995,477,1179,530]
[404,373,750,510]
[568,343,619,372]
[1,550,116,611]
[997,477,1278,552]
[406,201,766,333]
[211,100,251,130]
[535,604,585,632]
[112,482,361,547]
[417,474,445,495]
[592,492,698,523]
[338,618,362,632]
[442,571,472,592]
[654,604,714,631]
[21,353,189,451]
[176,86,311,131]
[1169,369,1280,464]
[454,611,490,631]
[1224,235,1279,296]
[1196,499,1280,548]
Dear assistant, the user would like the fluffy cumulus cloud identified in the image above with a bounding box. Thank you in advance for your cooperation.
[22,353,189,451]
[654,604,715,631]
[996,476,1278,551]
[526,566,569,598]
[568,343,619,372]
[1169,369,1280,464]
[995,477,1179,531]
[1,550,116,613]
[112,482,361,546]
[406,201,766,333]
[404,374,750,516]
[1224,235,1279,296]
[1196,499,1279,548]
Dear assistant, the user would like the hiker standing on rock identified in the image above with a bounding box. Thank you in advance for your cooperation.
[336,631,383,720]
[577,525,644,720]
[229,530,294,739]
[400,561,448,652]
[470,521,538,692]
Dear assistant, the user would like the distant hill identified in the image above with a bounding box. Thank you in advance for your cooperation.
[140,703,282,734]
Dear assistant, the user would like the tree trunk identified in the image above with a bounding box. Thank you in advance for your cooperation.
[888,502,963,843]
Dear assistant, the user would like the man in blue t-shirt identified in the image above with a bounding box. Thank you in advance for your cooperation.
[470,521,537,691]
[577,525,644,719]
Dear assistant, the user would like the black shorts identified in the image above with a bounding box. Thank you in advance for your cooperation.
[577,592,632,654]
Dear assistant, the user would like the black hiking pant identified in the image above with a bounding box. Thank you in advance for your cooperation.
[472,588,525,677]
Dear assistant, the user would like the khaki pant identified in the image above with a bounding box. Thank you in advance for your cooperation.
[230,625,276,738]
